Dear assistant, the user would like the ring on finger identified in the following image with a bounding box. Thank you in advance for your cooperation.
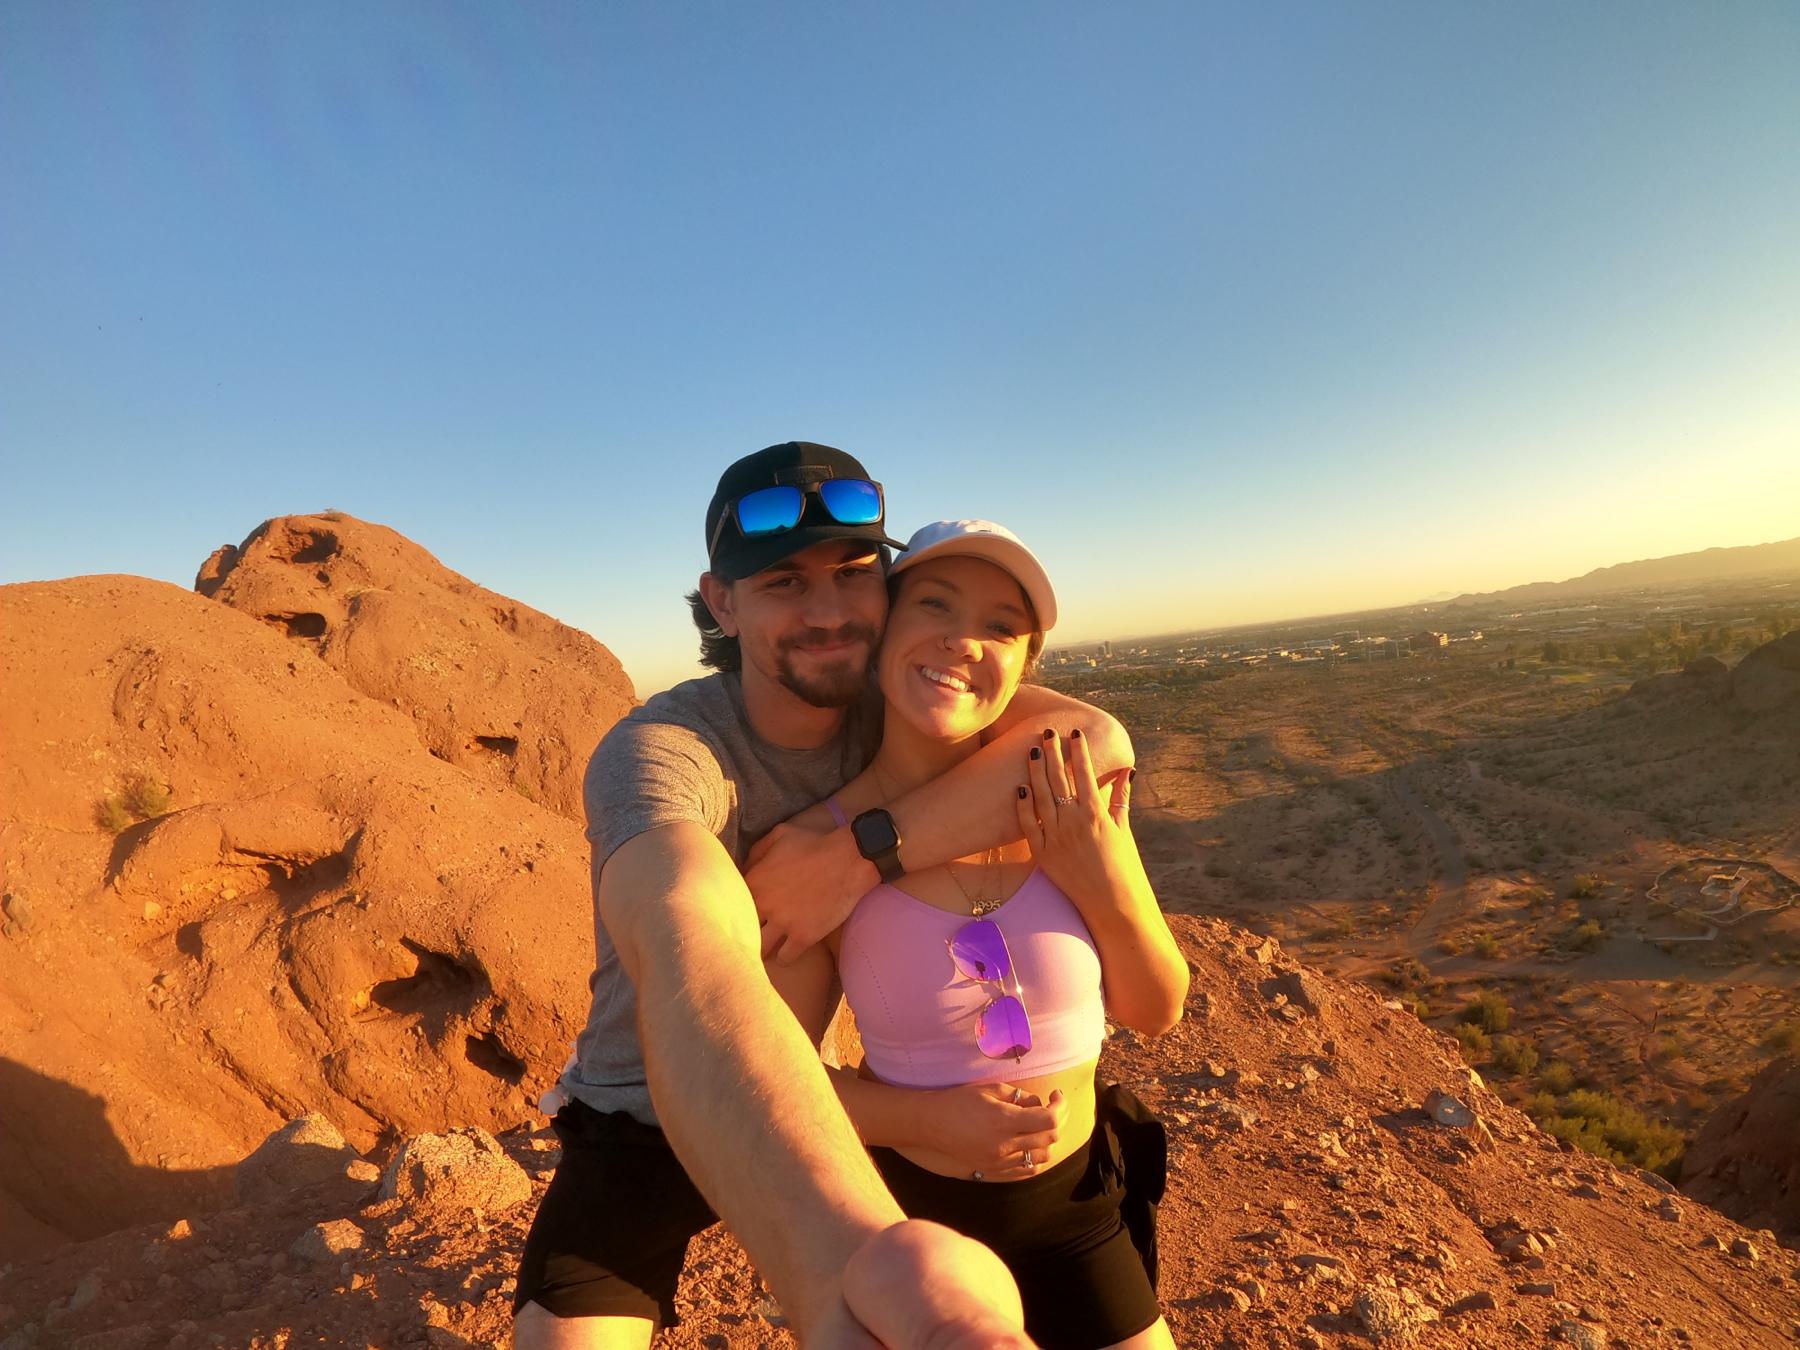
[1053,794,1076,807]
[1011,1088,1025,1104]
[972,1169,985,1181]
[1020,1149,1037,1171]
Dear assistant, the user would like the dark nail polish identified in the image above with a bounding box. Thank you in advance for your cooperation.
[1042,728,1055,740]
[1017,785,1029,799]
[1070,728,1082,739]
[1030,746,1041,760]
[1128,768,1137,782]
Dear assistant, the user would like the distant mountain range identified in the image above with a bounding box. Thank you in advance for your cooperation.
[1445,535,1800,608]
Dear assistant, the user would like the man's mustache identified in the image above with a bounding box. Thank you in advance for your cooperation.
[779,623,880,654]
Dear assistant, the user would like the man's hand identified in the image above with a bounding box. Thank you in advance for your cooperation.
[923,1084,1066,1181]
[748,821,875,963]
[827,1220,1037,1349]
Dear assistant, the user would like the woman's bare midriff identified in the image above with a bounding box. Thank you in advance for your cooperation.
[875,1057,1100,1180]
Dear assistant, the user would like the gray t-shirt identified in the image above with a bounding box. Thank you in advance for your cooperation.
[562,670,882,1125]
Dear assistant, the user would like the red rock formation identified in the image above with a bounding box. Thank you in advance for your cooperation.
[1682,1054,1800,1246]
[194,512,635,820]
[0,575,594,1257]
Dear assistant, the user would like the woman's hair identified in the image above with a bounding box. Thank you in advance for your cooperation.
[888,569,1045,681]
[686,587,741,672]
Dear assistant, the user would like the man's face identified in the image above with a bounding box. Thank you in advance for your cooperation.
[703,539,889,708]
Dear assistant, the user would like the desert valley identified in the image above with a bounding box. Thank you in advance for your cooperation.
[2,514,1797,1349]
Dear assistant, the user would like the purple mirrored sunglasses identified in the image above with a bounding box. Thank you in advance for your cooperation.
[947,918,1032,1060]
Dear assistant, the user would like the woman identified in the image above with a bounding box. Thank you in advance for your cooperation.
[772,519,1189,1350]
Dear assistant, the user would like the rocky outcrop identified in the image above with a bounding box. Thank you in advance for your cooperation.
[0,575,596,1254]
[194,512,635,820]
[1682,1054,1800,1246]
[1627,655,1729,704]
[1731,630,1800,715]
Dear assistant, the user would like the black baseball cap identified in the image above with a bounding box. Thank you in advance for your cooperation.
[705,441,907,581]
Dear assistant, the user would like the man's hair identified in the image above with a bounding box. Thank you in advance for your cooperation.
[687,586,741,672]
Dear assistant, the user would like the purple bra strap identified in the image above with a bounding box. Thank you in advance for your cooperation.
[824,796,850,828]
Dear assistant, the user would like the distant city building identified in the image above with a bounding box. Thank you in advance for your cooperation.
[1099,640,1113,658]
[1410,630,1449,653]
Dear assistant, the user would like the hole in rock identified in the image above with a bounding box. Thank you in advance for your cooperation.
[470,735,519,757]
[465,1032,527,1084]
[286,531,340,564]
[271,612,327,639]
[175,921,205,960]
[235,846,353,908]
[366,940,480,1018]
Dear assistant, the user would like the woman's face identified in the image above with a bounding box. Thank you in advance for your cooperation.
[878,555,1038,743]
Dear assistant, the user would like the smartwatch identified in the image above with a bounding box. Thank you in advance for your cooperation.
[850,807,905,885]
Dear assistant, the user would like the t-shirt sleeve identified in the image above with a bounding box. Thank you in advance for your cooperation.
[584,716,730,867]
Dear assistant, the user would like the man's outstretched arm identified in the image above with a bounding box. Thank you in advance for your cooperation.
[599,822,1033,1346]
[752,686,1133,961]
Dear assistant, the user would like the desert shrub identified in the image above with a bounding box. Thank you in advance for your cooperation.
[1538,1060,1578,1095]
[1460,990,1512,1033]
[1471,932,1501,960]
[1454,1023,1491,1063]
[1490,1035,1539,1077]
[1761,1021,1800,1056]
[1569,873,1604,900]
[123,773,173,819]
[95,795,132,833]
[1438,935,1463,957]
[1538,1089,1685,1176]
[1524,1091,1558,1120]
[1399,993,1430,1019]
[1566,919,1606,953]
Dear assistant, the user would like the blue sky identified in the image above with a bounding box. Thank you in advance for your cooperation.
[4,2,1796,693]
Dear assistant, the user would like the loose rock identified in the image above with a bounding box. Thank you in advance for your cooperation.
[289,1220,365,1263]
[236,1113,361,1203]
[379,1126,532,1214]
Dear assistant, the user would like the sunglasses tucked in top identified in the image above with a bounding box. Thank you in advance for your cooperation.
[948,918,1033,1061]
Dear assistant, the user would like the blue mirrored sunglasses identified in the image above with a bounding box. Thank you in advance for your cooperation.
[708,478,886,557]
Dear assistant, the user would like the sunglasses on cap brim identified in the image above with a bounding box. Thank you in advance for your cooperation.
[707,477,887,558]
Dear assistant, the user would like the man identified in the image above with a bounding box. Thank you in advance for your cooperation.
[513,442,1131,1348]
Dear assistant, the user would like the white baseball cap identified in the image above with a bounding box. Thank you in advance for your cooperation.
[890,519,1058,632]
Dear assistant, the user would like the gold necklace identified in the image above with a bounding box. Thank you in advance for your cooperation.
[869,759,1004,916]
[950,848,1005,917]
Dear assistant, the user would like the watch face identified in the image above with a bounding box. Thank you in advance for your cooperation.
[852,808,899,856]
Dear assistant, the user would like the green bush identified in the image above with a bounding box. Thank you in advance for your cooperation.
[1570,874,1604,900]
[1460,991,1512,1034]
[1490,1035,1540,1077]
[95,795,132,833]
[123,773,173,819]
[1471,932,1501,960]
[1454,1023,1491,1063]
[1538,1060,1578,1095]
[1537,1089,1685,1176]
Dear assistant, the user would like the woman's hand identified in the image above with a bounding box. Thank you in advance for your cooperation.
[1015,728,1140,908]
[925,1083,1066,1181]
[1016,729,1190,1036]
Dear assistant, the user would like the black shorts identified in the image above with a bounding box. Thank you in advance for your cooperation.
[513,1101,718,1327]
[869,1135,1162,1350]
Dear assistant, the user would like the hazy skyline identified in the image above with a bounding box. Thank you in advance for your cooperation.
[4,3,1796,694]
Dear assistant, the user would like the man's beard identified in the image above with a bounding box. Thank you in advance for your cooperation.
[774,623,879,708]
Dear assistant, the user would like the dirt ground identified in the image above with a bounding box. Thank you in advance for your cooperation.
[1087,636,1800,1161]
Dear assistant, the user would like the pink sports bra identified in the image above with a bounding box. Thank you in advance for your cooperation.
[826,798,1106,1089]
